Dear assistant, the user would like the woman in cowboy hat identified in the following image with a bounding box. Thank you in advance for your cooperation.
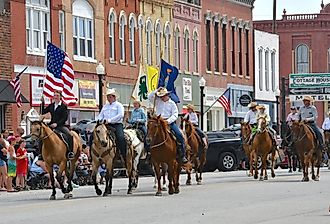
[149,87,188,163]
[183,104,208,147]
[127,100,147,137]
[256,105,277,147]
[298,96,324,150]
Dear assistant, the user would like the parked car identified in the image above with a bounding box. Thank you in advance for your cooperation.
[204,132,246,172]
[221,123,241,136]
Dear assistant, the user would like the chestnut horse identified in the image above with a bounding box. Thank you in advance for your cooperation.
[251,117,276,181]
[146,115,181,196]
[240,122,255,176]
[323,130,330,169]
[91,121,116,196]
[182,118,207,185]
[30,120,82,200]
[291,121,322,181]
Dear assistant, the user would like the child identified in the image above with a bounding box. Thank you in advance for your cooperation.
[6,136,17,192]
[16,140,28,190]
[0,141,7,191]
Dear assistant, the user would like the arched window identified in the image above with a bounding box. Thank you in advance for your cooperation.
[296,44,309,73]
[155,21,161,65]
[129,14,136,64]
[72,0,94,59]
[146,19,153,65]
[119,11,127,63]
[138,15,144,61]
[265,50,269,91]
[271,51,276,91]
[184,28,190,71]
[258,48,263,91]
[174,25,180,68]
[108,8,116,61]
[164,23,171,62]
[193,30,199,73]
[26,0,50,53]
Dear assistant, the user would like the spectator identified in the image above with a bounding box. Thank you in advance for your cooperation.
[1,129,10,148]
[16,139,28,190]
[6,136,17,192]
[16,127,25,138]
[0,142,7,191]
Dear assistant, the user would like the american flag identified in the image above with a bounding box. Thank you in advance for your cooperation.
[43,42,77,106]
[10,67,27,108]
[217,88,232,116]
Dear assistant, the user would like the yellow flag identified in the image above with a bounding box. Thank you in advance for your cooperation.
[147,66,159,93]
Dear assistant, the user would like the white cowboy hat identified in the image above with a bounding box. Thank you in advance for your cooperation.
[257,105,266,110]
[156,87,171,97]
[247,102,257,108]
[104,88,119,98]
[186,104,195,111]
[303,96,313,102]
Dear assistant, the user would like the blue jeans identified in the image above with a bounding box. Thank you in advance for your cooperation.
[193,125,206,139]
[169,122,185,156]
[309,123,324,146]
[108,123,127,157]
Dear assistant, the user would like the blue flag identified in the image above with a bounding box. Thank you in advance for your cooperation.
[158,59,180,103]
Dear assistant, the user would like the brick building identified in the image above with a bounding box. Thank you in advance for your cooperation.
[201,0,255,130]
[254,2,330,126]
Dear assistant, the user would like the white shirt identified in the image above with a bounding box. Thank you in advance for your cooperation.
[54,101,62,111]
[183,112,198,126]
[244,110,257,124]
[97,101,124,124]
[149,91,178,124]
[322,117,330,130]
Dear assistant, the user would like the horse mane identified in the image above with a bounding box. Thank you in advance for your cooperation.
[183,118,196,135]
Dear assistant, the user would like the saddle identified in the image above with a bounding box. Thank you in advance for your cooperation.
[53,129,71,151]
[304,124,319,145]
[126,126,145,142]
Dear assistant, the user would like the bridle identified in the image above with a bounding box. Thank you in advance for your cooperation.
[241,123,251,144]
[183,119,194,140]
[92,124,114,159]
[148,119,169,149]
[31,123,55,140]
[292,123,307,142]
[257,117,267,133]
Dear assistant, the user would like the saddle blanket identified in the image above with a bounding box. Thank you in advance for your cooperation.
[124,129,141,147]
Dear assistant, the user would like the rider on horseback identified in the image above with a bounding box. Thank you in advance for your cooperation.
[284,106,299,148]
[127,100,147,138]
[149,87,188,163]
[183,104,208,148]
[98,89,127,161]
[298,96,324,151]
[244,102,258,145]
[40,91,74,160]
[255,105,277,148]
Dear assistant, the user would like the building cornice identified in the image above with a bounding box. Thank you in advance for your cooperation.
[227,0,255,8]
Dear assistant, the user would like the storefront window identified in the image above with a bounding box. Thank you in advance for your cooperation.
[207,111,212,131]
[0,105,4,130]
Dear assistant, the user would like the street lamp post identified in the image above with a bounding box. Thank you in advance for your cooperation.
[96,62,105,112]
[275,88,281,131]
[199,77,206,131]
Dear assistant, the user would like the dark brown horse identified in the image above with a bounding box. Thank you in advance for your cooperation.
[291,121,322,181]
[146,115,181,196]
[323,130,330,169]
[30,120,82,200]
[240,122,255,176]
[182,117,207,185]
[251,117,276,180]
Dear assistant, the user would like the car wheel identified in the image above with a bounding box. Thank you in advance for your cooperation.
[252,156,262,169]
[218,152,237,172]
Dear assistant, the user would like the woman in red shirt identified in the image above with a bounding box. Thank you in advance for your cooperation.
[16,139,28,190]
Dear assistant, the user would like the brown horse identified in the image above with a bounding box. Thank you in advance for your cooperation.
[146,115,181,196]
[182,118,207,185]
[240,122,255,176]
[323,130,330,169]
[251,117,276,181]
[91,121,116,196]
[291,121,322,181]
[30,121,82,200]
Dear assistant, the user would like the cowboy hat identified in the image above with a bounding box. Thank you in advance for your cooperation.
[156,87,171,97]
[186,104,195,111]
[257,105,266,110]
[302,96,313,102]
[104,88,119,98]
[247,102,257,108]
[133,100,141,106]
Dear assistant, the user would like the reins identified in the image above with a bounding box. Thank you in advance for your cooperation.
[149,119,170,149]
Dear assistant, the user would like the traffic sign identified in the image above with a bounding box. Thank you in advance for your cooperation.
[289,94,330,102]
[239,94,252,107]
[289,73,330,88]
[289,88,323,95]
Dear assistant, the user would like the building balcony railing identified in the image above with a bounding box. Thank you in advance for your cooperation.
[282,13,319,21]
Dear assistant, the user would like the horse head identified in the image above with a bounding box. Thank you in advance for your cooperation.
[257,117,267,133]
[181,116,194,135]
[291,121,304,143]
[146,115,167,145]
[93,120,110,148]
[240,122,251,140]
[30,120,46,140]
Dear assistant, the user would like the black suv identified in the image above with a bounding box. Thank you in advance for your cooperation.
[204,131,246,172]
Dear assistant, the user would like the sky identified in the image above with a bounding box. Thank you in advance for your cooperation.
[253,0,330,21]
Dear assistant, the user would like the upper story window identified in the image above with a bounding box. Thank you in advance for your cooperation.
[265,50,270,91]
[146,19,153,65]
[72,0,94,60]
[258,48,263,91]
[296,44,309,73]
[271,51,276,91]
[183,28,190,72]
[138,15,144,62]
[109,8,117,61]
[206,20,211,71]
[174,26,181,69]
[155,21,161,65]
[129,14,136,65]
[119,11,127,63]
[193,30,199,73]
[59,10,65,51]
[214,21,220,72]
[164,23,171,62]
[26,0,50,55]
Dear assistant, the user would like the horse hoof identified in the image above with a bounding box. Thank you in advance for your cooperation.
[169,189,174,195]
[186,180,192,185]
[259,177,264,181]
[69,193,73,198]
[153,185,157,189]
[64,193,70,199]
[271,173,276,178]
[264,176,268,180]
[103,192,108,197]
[174,189,180,194]
[162,186,167,191]
[197,181,202,185]
[314,176,320,181]
[96,189,102,196]
[155,192,162,197]
[288,169,292,173]
[312,175,316,180]
[254,175,258,180]
[248,173,253,177]
[127,190,133,195]
[49,195,56,200]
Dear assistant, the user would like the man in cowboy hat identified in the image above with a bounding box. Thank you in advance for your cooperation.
[298,96,324,150]
[40,90,74,160]
[97,88,127,159]
[244,102,258,144]
[183,104,208,148]
[149,87,188,163]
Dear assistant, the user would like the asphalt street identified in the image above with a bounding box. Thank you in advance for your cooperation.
[1,169,330,224]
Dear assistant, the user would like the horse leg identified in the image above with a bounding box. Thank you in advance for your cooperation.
[92,162,102,196]
[301,156,309,182]
[167,162,174,195]
[253,151,258,180]
[56,162,69,197]
[271,150,276,178]
[65,160,77,197]
[259,156,266,181]
[126,152,133,195]
[249,151,254,177]
[311,154,316,180]
[174,160,180,194]
[103,169,111,197]
[186,159,192,186]
[153,162,162,196]
[287,151,293,173]
[46,163,56,200]
[107,163,114,195]
[161,163,168,191]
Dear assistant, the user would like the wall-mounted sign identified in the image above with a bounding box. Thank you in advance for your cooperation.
[239,94,252,107]
[289,94,330,102]
[79,80,97,107]
[182,77,192,101]
[289,73,330,88]
[30,74,51,106]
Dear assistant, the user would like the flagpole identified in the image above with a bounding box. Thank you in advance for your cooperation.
[151,51,163,115]
[0,67,28,97]
[203,88,231,115]
[40,43,49,114]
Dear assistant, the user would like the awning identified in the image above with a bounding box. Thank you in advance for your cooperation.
[0,80,29,104]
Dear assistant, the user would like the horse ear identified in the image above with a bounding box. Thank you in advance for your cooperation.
[96,120,100,125]
[157,114,161,119]
[103,119,106,124]
[147,113,151,119]
[186,114,190,121]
